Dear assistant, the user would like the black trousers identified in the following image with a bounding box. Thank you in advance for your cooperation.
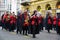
[57,26,60,34]
[32,25,36,38]
[2,22,5,30]
[5,22,10,30]
[22,26,28,35]
[53,25,56,30]
[16,25,22,34]
[9,23,15,31]
[47,24,52,32]
[38,24,43,31]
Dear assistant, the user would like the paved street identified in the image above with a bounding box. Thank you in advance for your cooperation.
[0,27,60,40]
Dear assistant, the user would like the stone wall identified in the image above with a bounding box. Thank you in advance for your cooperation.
[21,0,58,17]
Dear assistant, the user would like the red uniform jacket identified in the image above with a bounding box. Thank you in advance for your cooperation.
[38,16,42,24]
[31,15,36,25]
[3,14,8,22]
[48,16,52,24]
[10,15,16,24]
[53,17,57,25]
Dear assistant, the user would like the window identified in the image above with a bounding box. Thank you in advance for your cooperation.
[37,6,41,11]
[46,4,51,10]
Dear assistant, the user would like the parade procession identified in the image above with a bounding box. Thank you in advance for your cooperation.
[0,9,60,38]
[0,0,60,40]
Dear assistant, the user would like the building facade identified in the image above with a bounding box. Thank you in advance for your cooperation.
[0,0,7,16]
[0,0,60,16]
[0,0,12,16]
[21,0,60,16]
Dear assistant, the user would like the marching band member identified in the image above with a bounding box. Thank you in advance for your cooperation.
[16,11,23,34]
[29,10,40,38]
[53,15,57,30]
[56,9,60,35]
[22,11,29,35]
[10,12,16,32]
[45,12,52,33]
[1,13,5,30]
[38,14,43,31]
[3,12,9,30]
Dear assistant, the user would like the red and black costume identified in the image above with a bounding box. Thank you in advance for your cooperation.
[10,15,16,31]
[46,16,52,33]
[3,14,10,30]
[38,16,43,31]
[29,15,39,38]
[22,12,29,35]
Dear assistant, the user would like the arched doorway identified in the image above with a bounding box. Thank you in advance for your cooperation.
[56,2,60,9]
[46,4,51,10]
[37,6,41,11]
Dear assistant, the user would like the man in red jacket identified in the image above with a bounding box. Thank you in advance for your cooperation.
[29,10,40,38]
[3,12,9,30]
[10,13,16,32]
[45,12,52,33]
[31,15,36,38]
[47,16,52,33]
[22,11,29,35]
[38,15,43,31]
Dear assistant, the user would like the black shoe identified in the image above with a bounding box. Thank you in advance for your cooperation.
[33,34,36,38]
[9,30,11,32]
[12,30,14,32]
[25,34,28,36]
[20,32,21,34]
[16,32,18,34]
[33,36,36,38]
[23,33,24,35]
[48,30,50,33]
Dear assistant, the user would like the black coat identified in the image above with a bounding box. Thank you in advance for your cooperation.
[16,14,23,31]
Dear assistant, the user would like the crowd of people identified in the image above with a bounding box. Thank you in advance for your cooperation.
[0,10,60,38]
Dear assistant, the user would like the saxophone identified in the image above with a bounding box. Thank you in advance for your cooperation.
[25,16,29,24]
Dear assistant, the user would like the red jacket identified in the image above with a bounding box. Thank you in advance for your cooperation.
[3,15,7,20]
[38,16,42,24]
[10,15,16,24]
[3,14,9,22]
[53,17,57,25]
[48,16,52,24]
[31,15,36,25]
